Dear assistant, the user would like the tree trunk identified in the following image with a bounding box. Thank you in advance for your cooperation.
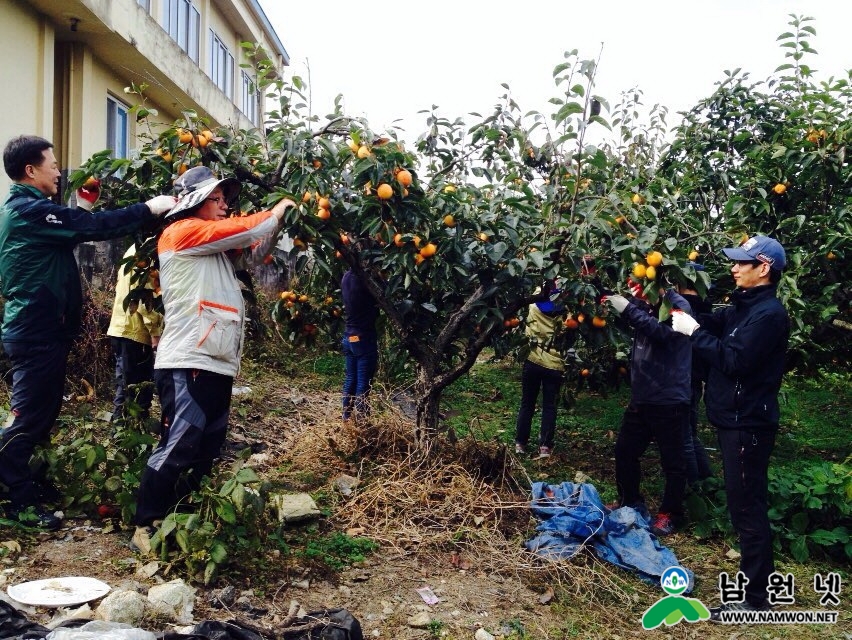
[413,370,442,453]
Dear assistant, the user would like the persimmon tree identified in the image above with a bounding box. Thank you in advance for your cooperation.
[73,16,850,449]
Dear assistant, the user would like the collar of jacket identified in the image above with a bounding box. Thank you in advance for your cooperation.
[7,182,46,202]
[731,283,778,308]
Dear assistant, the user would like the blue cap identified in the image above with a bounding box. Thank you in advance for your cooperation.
[722,235,786,271]
[536,289,564,314]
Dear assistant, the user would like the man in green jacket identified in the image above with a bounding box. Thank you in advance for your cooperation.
[0,135,175,529]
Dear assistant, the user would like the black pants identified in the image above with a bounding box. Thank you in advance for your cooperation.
[614,402,688,516]
[684,381,713,484]
[717,427,776,607]
[135,369,233,526]
[514,360,563,449]
[0,340,71,506]
[111,337,155,419]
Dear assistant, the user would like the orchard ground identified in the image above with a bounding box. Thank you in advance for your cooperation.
[0,339,848,639]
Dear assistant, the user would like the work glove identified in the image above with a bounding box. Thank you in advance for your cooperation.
[605,295,629,315]
[76,179,100,212]
[671,310,700,336]
[626,279,647,301]
[145,195,178,216]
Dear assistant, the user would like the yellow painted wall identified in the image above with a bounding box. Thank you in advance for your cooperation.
[0,1,55,196]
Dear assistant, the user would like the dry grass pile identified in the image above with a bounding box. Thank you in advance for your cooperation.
[260,384,636,605]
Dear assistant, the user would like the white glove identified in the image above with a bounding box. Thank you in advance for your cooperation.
[145,195,177,216]
[605,295,629,315]
[671,310,700,336]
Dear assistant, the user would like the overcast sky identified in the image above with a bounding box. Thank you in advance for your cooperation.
[258,1,852,143]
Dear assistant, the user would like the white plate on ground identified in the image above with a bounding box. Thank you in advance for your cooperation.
[7,576,111,607]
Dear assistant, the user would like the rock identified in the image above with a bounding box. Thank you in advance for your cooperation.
[135,561,159,579]
[269,493,321,523]
[47,603,94,628]
[725,548,742,560]
[208,585,237,608]
[147,579,195,624]
[334,474,359,497]
[407,611,432,628]
[338,585,352,598]
[475,629,495,640]
[95,589,149,625]
[291,579,310,590]
[573,470,591,484]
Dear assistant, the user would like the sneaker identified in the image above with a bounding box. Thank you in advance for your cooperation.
[7,504,63,531]
[709,600,771,623]
[131,525,155,554]
[514,443,527,455]
[649,512,676,537]
[535,446,552,459]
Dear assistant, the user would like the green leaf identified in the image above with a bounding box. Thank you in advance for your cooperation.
[215,500,237,524]
[790,535,809,562]
[175,528,190,553]
[790,511,809,533]
[235,467,260,484]
[210,541,228,564]
[219,478,237,497]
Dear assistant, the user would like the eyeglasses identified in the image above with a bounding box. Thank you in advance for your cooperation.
[205,196,227,205]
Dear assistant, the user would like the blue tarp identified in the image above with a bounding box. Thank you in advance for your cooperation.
[524,481,694,591]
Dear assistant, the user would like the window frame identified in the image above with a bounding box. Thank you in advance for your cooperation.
[209,29,234,99]
[106,95,130,159]
[163,0,200,63]
[241,70,260,124]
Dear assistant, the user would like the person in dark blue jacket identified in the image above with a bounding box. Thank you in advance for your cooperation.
[605,285,693,537]
[672,235,789,619]
[341,268,379,421]
[0,135,175,530]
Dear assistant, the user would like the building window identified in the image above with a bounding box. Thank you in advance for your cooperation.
[138,0,150,12]
[209,30,234,99]
[241,71,260,124]
[164,0,200,63]
[106,97,129,159]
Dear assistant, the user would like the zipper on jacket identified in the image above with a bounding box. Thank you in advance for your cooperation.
[734,378,742,423]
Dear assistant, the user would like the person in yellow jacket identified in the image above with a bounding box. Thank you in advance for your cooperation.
[513,286,570,458]
[106,245,164,421]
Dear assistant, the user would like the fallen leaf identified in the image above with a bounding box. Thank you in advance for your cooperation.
[538,586,554,604]
[1,540,21,553]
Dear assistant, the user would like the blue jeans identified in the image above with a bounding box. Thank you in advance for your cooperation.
[514,360,564,449]
[341,334,378,420]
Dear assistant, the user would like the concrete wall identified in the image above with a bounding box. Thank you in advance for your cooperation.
[1,0,286,196]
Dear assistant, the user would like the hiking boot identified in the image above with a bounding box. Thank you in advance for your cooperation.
[650,512,677,537]
[7,503,63,531]
[514,443,527,455]
[535,446,552,459]
[709,600,771,623]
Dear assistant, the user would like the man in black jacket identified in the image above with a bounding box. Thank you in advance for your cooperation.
[671,235,789,619]
[0,135,175,530]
